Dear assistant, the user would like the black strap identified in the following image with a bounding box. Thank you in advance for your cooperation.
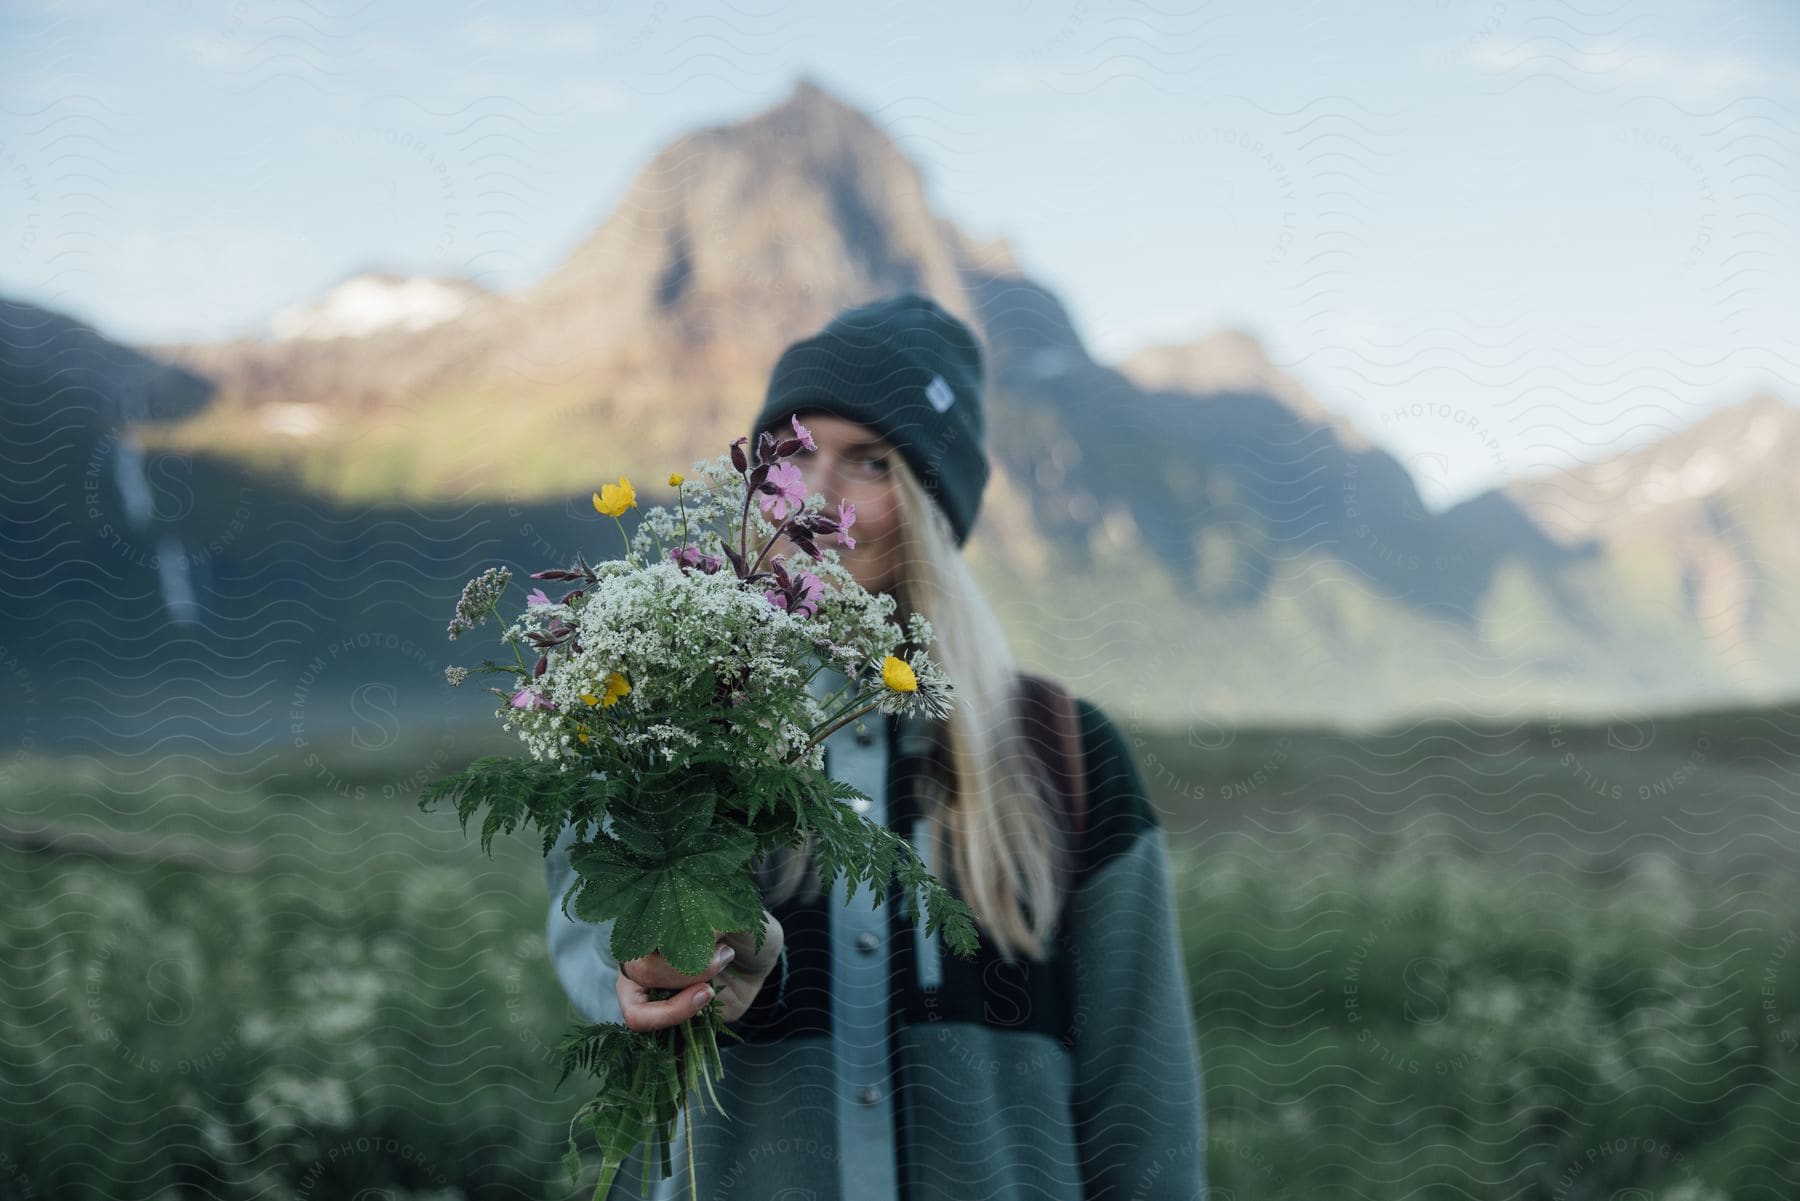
[1014,671,1089,858]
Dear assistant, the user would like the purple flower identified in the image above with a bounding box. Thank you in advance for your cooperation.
[790,414,817,452]
[836,498,857,550]
[525,587,553,608]
[770,558,831,619]
[448,565,512,640]
[758,460,807,523]
[792,570,823,617]
[510,687,556,711]
[669,545,725,574]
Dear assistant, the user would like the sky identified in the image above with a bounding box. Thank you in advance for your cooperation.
[3,0,1797,509]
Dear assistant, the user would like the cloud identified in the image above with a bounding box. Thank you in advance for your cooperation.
[1461,36,1774,104]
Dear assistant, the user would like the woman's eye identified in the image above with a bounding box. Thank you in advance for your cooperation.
[856,455,889,473]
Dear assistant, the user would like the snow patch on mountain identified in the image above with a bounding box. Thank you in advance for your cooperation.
[271,273,484,341]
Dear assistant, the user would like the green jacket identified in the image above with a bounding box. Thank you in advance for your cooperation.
[545,674,1208,1200]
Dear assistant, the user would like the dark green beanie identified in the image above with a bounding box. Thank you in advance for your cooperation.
[751,292,989,547]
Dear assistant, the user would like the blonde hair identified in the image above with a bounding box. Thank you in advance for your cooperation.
[755,448,1072,963]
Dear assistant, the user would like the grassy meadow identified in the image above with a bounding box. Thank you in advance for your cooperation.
[2,703,1798,1199]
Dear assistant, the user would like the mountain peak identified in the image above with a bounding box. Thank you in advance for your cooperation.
[778,74,849,119]
[1503,389,1798,543]
[1114,329,1371,451]
[1116,328,1274,386]
[1686,389,1796,450]
[524,73,970,335]
[741,74,910,167]
[270,272,488,342]
[694,74,883,149]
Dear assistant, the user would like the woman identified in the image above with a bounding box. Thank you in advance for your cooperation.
[545,293,1208,1200]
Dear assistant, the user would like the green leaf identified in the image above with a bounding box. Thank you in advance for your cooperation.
[790,769,982,960]
[608,785,715,861]
[569,825,765,976]
[557,1022,687,1200]
[419,754,614,857]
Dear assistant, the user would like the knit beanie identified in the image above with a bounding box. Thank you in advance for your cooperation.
[751,292,989,547]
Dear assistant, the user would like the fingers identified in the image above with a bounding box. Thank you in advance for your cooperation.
[719,914,783,977]
[612,923,782,1034]
[712,971,755,1025]
[618,971,717,1032]
[717,929,755,963]
[616,943,737,1033]
[623,942,736,990]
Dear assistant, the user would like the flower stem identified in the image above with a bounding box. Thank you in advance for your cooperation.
[737,480,754,573]
[809,687,870,735]
[746,510,797,580]
[797,695,888,760]
[485,598,530,676]
[685,1081,696,1201]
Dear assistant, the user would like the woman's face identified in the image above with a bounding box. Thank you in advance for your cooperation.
[769,412,903,596]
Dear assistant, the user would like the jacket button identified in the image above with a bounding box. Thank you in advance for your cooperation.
[854,721,874,746]
[857,1084,881,1105]
[855,930,879,953]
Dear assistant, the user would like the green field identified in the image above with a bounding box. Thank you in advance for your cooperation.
[2,705,1797,1199]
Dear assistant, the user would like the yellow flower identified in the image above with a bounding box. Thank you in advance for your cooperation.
[668,471,684,487]
[593,476,637,517]
[881,654,917,693]
[577,731,591,745]
[579,693,600,707]
[600,671,632,707]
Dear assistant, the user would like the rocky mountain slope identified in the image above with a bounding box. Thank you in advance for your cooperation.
[10,76,1794,731]
[1483,391,1800,697]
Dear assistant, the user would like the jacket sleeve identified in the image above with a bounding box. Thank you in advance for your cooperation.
[1066,704,1209,1199]
[544,813,625,1026]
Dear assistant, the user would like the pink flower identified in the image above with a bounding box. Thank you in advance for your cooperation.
[792,570,824,617]
[669,544,724,574]
[766,569,825,619]
[758,460,807,523]
[510,687,556,711]
[790,414,817,452]
[836,498,857,550]
[525,587,553,608]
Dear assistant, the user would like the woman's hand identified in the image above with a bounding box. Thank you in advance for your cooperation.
[617,910,785,1030]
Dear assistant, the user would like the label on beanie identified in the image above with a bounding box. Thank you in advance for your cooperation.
[924,373,957,413]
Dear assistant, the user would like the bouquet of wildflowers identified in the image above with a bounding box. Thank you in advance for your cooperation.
[422,419,978,1201]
